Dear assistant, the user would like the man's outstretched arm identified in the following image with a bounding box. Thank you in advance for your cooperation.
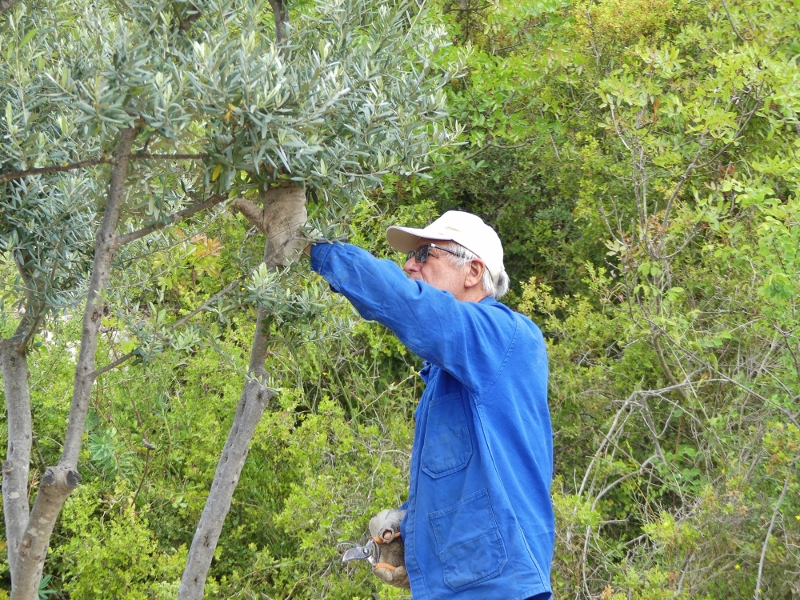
[309,242,516,396]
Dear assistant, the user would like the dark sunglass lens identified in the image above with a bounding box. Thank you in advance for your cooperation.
[407,244,431,263]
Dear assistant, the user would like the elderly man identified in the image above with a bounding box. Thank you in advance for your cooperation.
[308,210,554,600]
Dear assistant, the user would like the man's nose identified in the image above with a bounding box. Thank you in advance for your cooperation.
[404,256,420,274]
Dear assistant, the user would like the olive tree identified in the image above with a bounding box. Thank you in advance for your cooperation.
[0,0,453,597]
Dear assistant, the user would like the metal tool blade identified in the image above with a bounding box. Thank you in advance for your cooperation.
[341,538,378,565]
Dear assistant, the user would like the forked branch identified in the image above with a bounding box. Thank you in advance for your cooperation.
[9,126,138,600]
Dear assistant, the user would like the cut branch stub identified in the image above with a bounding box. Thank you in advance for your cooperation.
[19,466,82,557]
[234,184,307,266]
[11,465,81,600]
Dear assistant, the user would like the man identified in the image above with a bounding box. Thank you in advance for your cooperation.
[308,210,554,599]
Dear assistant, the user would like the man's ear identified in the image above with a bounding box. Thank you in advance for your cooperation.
[464,259,485,289]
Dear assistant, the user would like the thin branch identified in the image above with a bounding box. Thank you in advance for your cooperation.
[578,381,696,497]
[608,102,632,152]
[716,0,746,43]
[0,157,112,183]
[660,86,764,235]
[116,194,227,247]
[16,312,44,355]
[168,275,245,333]
[418,137,542,174]
[590,455,657,511]
[92,350,136,379]
[754,469,792,600]
[16,231,70,354]
[131,448,153,507]
[540,109,562,162]
[443,4,491,13]
[91,272,245,378]
[92,241,292,378]
[578,396,634,497]
[782,333,800,385]
[652,331,689,401]
[0,153,207,184]
[455,141,492,163]
[655,324,800,429]
[638,398,667,463]
[129,152,207,161]
[580,524,593,600]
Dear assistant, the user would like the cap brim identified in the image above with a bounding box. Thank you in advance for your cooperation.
[385,226,429,253]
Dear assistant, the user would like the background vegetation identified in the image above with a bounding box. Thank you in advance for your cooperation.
[2,0,798,598]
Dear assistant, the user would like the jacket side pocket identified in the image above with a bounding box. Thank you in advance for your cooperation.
[429,488,508,591]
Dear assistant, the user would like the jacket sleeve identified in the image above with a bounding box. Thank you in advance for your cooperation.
[310,242,516,396]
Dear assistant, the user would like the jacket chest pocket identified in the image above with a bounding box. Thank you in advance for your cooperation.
[421,393,473,478]
[428,488,508,591]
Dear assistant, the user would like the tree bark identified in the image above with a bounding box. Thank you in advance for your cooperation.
[60,126,136,467]
[9,126,137,600]
[1,326,33,587]
[234,184,307,265]
[269,0,289,48]
[177,244,278,600]
[10,467,81,600]
[179,176,307,597]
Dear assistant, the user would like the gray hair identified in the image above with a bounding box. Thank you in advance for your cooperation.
[444,242,510,299]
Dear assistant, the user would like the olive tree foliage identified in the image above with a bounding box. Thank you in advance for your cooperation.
[0,0,453,596]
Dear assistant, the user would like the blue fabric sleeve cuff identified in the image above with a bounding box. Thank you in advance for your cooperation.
[310,242,339,293]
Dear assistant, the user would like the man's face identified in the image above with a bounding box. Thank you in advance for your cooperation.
[403,239,470,300]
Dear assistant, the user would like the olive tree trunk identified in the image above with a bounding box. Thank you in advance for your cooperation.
[1,327,33,587]
[4,126,138,600]
[178,4,296,593]
[178,181,306,599]
[177,271,276,600]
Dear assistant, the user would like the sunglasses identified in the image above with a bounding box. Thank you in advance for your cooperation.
[406,243,459,263]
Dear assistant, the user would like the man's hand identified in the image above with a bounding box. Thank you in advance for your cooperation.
[368,509,410,589]
[234,184,307,265]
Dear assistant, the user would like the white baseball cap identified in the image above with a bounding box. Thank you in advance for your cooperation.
[386,211,505,282]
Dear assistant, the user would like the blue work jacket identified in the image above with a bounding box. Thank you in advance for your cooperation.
[311,243,554,600]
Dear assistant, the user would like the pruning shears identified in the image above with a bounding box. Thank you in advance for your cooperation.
[341,538,380,566]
